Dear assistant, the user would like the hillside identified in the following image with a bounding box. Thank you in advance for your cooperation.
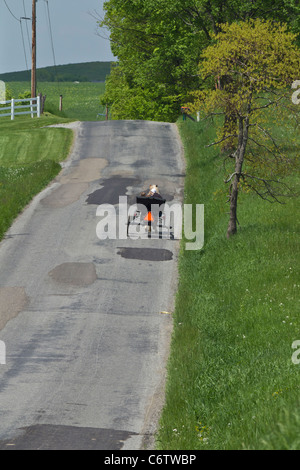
[0,61,112,83]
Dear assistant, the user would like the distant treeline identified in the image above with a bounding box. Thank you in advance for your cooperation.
[0,61,112,82]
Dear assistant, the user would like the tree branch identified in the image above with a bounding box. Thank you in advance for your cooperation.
[241,173,298,203]
[224,172,237,184]
[247,136,279,158]
[205,133,237,148]
[251,95,284,113]
[255,123,285,158]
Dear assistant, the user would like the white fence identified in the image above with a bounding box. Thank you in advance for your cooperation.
[0,96,40,120]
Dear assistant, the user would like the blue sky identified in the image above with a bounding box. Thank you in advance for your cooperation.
[0,0,115,74]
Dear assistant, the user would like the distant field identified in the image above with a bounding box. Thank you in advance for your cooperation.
[8,81,107,121]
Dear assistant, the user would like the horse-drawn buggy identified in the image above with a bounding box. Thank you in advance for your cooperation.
[127,185,173,239]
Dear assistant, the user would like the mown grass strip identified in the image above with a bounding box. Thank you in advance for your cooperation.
[0,114,74,241]
[0,160,61,240]
[157,118,300,450]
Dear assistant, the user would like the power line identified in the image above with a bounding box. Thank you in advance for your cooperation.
[43,0,61,94]
[3,0,61,94]
[23,0,32,57]
[3,0,19,22]
[3,0,30,70]
[44,0,57,70]
[20,20,29,70]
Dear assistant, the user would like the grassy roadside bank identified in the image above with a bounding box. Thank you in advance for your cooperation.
[157,118,300,450]
[0,114,74,241]
[0,80,107,241]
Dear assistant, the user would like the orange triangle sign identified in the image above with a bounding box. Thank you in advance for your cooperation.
[144,211,154,222]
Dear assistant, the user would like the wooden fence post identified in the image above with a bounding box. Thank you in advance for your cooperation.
[42,95,46,114]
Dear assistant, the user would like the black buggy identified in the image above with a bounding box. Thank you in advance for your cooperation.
[127,194,174,239]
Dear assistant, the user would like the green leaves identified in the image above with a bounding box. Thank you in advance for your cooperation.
[188,18,300,237]
[100,0,204,121]
[193,19,300,116]
[100,1,300,122]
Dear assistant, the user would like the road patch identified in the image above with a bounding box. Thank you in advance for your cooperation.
[0,287,29,331]
[0,424,137,450]
[86,176,138,205]
[48,262,97,287]
[41,182,88,208]
[59,158,108,184]
[41,158,108,208]
[117,247,173,261]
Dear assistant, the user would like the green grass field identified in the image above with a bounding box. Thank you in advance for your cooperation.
[0,80,107,240]
[157,114,300,450]
[7,81,107,121]
[0,113,74,240]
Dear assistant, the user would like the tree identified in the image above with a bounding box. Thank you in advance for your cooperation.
[98,0,204,121]
[172,0,300,40]
[101,64,182,121]
[98,0,300,121]
[188,19,300,238]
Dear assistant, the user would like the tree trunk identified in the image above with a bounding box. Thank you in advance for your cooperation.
[227,162,241,238]
[222,111,237,152]
[219,75,238,152]
[226,116,249,238]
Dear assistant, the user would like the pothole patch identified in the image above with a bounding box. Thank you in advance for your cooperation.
[0,287,29,331]
[41,158,108,208]
[48,263,97,286]
[59,158,108,184]
[86,177,138,206]
[117,247,173,261]
[41,183,88,208]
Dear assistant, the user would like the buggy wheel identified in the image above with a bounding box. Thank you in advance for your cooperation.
[127,215,133,236]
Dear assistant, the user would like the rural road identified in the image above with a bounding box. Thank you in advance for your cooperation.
[0,120,184,450]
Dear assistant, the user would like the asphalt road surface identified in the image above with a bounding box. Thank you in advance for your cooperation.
[0,120,184,450]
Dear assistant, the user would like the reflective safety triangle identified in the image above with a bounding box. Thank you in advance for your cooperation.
[144,211,154,222]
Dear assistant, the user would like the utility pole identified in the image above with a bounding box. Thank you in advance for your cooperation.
[31,0,36,99]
